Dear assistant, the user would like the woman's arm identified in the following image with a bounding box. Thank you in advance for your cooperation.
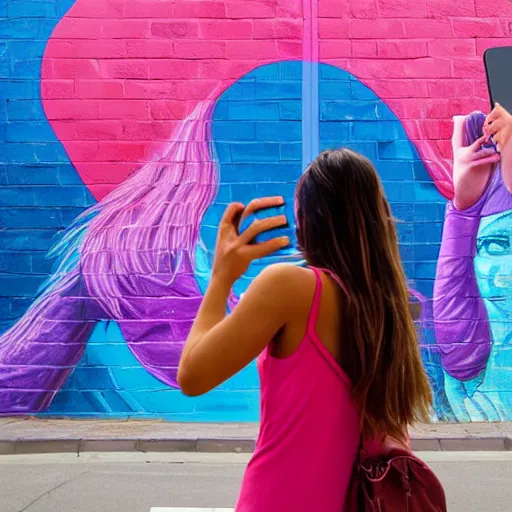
[178,198,290,396]
[178,264,298,396]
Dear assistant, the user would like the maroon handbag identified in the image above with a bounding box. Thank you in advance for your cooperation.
[345,447,447,511]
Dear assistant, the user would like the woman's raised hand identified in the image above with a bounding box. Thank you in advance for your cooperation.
[212,197,290,284]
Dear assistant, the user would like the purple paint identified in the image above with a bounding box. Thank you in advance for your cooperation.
[0,102,219,413]
[433,111,512,381]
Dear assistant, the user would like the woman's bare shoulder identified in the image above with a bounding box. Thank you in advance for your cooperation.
[255,263,316,306]
[258,263,312,283]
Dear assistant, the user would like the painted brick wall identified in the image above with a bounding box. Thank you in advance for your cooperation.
[1,0,512,422]
[0,0,94,338]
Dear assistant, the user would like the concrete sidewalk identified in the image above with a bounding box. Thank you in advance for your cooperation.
[0,418,510,455]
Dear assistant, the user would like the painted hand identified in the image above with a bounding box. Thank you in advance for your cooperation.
[485,104,512,192]
[212,197,290,284]
[452,115,500,211]
[484,103,512,152]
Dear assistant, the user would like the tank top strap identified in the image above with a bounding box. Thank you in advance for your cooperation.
[306,266,323,335]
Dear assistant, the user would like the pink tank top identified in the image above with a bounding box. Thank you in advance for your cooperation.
[235,267,360,512]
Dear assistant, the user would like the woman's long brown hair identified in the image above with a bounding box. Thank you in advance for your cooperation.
[296,149,432,444]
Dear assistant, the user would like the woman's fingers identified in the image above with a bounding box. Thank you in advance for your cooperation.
[240,196,285,222]
[238,215,288,245]
[220,202,245,229]
[245,236,291,260]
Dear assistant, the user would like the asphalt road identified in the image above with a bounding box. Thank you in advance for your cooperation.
[1,451,511,512]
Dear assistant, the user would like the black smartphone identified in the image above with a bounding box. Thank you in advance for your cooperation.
[484,46,512,113]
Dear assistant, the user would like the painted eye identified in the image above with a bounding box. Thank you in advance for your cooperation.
[477,236,511,256]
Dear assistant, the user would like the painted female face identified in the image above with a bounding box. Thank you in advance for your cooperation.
[475,209,512,345]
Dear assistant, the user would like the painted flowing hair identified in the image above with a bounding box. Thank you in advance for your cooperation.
[0,101,219,413]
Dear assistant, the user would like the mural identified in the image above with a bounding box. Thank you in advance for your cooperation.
[1,0,512,421]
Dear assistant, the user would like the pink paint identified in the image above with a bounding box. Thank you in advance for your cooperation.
[75,121,124,140]
[303,5,313,61]
[277,41,303,58]
[376,0,428,18]
[151,21,199,39]
[75,80,124,99]
[428,40,477,58]
[311,0,319,63]
[99,100,150,120]
[42,0,512,202]
[427,80,475,99]
[319,40,352,59]
[364,79,429,98]
[401,19,453,38]
[173,2,227,18]
[253,20,303,39]
[452,18,510,38]
[121,121,178,141]
[41,80,74,99]
[352,41,378,58]
[318,0,350,17]
[198,20,254,39]
[346,58,452,79]
[377,41,428,59]
[124,1,173,17]
[44,99,100,120]
[352,0,378,19]
[43,0,303,200]
[70,0,124,18]
[318,19,350,39]
[225,40,278,59]
[276,0,303,16]
[147,61,199,80]
[174,41,226,59]
[428,0,476,16]
[476,38,512,55]
[68,40,128,59]
[350,19,406,39]
[225,1,276,18]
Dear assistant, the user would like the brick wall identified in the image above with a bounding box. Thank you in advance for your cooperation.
[1,0,512,421]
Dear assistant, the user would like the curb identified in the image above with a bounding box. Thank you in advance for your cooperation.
[1,435,511,455]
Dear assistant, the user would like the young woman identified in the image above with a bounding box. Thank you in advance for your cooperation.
[178,148,433,511]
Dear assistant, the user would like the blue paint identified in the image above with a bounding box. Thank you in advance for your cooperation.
[47,321,259,420]
[0,0,93,335]
[302,60,319,169]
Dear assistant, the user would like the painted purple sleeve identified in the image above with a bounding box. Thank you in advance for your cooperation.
[109,254,203,389]
[433,202,492,381]
[0,269,99,413]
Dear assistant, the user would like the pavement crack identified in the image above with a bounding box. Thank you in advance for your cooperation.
[16,471,90,512]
